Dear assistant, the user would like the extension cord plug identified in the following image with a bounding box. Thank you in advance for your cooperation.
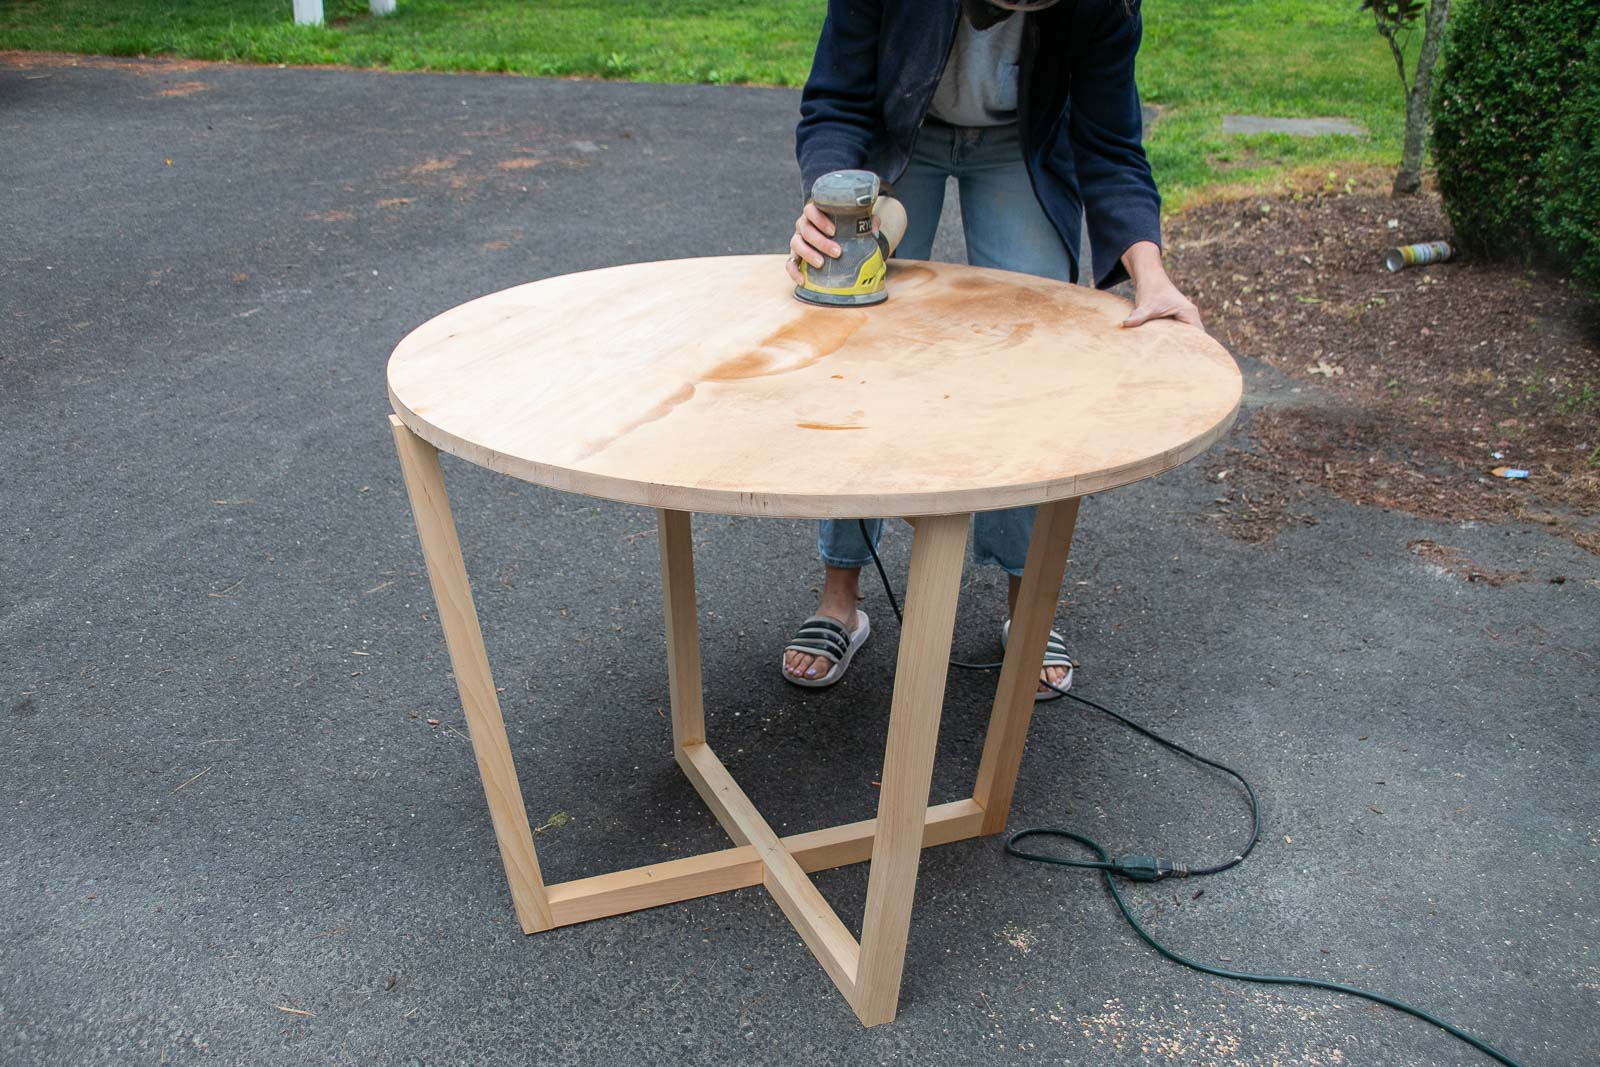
[1112,855,1186,881]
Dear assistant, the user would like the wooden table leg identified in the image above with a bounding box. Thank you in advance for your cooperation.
[972,497,1081,834]
[388,431,1077,1021]
[389,416,554,933]
[655,508,750,845]
[657,509,705,752]
[851,512,969,1026]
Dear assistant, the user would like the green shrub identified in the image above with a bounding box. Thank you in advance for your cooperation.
[1431,0,1600,260]
[1539,34,1600,294]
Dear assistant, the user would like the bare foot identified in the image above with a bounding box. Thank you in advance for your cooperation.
[1038,661,1070,694]
[1008,574,1070,695]
[784,565,863,681]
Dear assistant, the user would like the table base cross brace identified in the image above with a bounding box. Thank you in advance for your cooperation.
[390,416,1080,1026]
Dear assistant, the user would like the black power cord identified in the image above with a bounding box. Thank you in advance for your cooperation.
[856,520,1523,1067]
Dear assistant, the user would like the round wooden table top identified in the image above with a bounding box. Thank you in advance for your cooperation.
[388,255,1241,518]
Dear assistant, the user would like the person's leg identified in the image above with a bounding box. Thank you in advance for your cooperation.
[954,123,1073,281]
[972,506,1035,581]
[887,120,954,261]
[786,522,876,680]
[954,124,1073,691]
[970,507,1067,691]
[789,125,957,682]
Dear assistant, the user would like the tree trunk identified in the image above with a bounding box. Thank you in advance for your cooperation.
[1394,0,1452,195]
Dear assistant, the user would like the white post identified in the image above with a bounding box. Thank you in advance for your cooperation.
[292,0,324,25]
[370,0,397,14]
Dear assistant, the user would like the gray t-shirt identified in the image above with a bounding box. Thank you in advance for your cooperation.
[927,10,1025,127]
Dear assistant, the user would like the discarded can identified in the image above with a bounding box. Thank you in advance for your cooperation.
[1385,240,1455,272]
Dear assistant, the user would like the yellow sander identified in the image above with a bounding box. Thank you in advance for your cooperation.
[794,169,908,307]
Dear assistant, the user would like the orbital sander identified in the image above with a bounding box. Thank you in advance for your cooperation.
[794,169,907,307]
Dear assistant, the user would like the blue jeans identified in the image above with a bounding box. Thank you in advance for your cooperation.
[818,120,1071,577]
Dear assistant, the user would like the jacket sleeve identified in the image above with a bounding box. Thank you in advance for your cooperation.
[796,0,882,201]
[1067,1,1162,289]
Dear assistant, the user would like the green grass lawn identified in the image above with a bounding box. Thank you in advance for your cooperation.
[0,0,1412,206]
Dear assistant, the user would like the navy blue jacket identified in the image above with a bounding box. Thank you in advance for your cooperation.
[796,0,1160,289]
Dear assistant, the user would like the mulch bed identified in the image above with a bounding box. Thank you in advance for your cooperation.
[1163,179,1600,553]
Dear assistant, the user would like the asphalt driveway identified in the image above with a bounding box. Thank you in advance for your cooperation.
[2,54,1596,1066]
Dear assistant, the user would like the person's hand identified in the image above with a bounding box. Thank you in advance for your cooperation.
[1122,276,1203,329]
[786,202,841,285]
[1118,240,1204,329]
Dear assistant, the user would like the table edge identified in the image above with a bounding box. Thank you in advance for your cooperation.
[388,385,1241,518]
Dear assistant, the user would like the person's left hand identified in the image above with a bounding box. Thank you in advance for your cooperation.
[1118,240,1203,329]
[1122,276,1203,329]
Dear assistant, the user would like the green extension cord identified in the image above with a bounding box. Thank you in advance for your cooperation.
[857,520,1524,1067]
[1008,684,1523,1067]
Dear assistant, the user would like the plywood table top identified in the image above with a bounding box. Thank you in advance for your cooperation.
[388,255,1240,518]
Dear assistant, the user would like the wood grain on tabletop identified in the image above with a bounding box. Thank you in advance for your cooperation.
[387,255,1241,518]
